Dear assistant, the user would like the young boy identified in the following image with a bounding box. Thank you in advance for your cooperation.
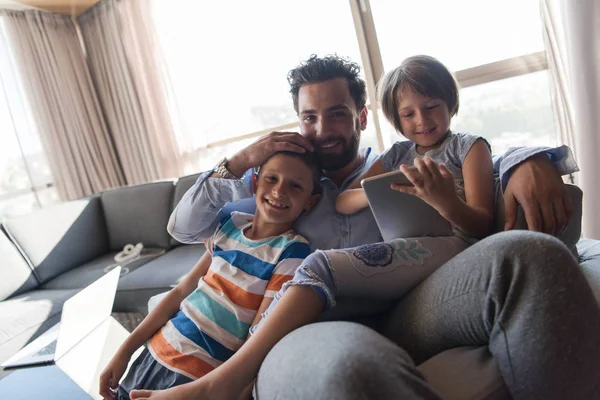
[98,151,321,400]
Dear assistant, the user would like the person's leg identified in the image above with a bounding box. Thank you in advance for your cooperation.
[125,238,466,400]
[254,321,445,400]
[382,231,600,400]
[253,235,468,329]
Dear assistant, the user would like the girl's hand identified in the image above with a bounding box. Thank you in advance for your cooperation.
[99,351,131,399]
[392,157,459,214]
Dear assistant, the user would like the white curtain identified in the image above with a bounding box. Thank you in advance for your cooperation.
[78,0,183,184]
[541,0,600,239]
[2,10,126,200]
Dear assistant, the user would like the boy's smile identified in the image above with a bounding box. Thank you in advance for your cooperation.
[251,153,319,238]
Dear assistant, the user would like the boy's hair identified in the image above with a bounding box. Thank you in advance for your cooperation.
[378,55,459,134]
[258,151,322,195]
[288,54,367,113]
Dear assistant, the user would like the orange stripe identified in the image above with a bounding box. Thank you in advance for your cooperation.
[149,330,215,379]
[266,274,293,292]
[204,270,263,310]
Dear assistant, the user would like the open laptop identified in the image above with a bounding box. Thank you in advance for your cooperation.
[362,170,454,241]
[2,266,121,369]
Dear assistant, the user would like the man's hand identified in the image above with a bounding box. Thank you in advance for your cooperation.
[504,153,573,236]
[226,132,314,178]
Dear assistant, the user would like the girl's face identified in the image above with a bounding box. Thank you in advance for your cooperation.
[396,87,452,154]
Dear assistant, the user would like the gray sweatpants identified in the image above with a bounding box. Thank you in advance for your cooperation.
[254,231,600,400]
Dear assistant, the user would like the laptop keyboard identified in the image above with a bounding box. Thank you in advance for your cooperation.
[32,340,57,357]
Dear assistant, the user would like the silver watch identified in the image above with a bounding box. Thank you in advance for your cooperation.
[214,157,240,179]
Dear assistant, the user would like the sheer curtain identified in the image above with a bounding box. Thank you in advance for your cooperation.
[0,16,58,219]
[541,0,600,239]
[540,0,576,156]
[78,0,182,184]
[2,10,125,201]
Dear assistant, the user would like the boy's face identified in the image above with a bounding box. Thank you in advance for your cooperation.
[254,154,319,227]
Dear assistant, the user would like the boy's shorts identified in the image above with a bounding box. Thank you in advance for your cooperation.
[117,348,192,399]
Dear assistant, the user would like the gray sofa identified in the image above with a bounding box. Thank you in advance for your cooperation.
[0,174,204,367]
[1,176,599,399]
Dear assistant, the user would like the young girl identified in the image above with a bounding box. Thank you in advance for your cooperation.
[128,55,494,400]
[98,151,321,400]
[336,54,494,240]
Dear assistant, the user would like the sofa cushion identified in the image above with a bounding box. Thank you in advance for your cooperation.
[170,174,201,246]
[115,244,205,312]
[0,289,77,366]
[2,197,109,284]
[0,228,38,301]
[578,238,600,305]
[101,182,174,251]
[418,346,510,400]
[41,252,120,290]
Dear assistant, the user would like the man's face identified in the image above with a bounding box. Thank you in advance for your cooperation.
[297,78,367,171]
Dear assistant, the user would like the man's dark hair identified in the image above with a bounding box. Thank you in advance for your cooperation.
[259,151,322,194]
[288,55,367,113]
[379,55,459,134]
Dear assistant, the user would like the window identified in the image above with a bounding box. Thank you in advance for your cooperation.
[365,0,555,153]
[452,70,556,155]
[0,1,560,217]
[0,17,58,221]
[152,0,365,169]
[370,0,545,72]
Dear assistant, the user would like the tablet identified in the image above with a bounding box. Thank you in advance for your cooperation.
[361,170,454,241]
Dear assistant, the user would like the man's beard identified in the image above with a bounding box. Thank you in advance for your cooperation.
[315,132,360,171]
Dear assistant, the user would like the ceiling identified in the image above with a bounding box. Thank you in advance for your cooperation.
[0,0,100,15]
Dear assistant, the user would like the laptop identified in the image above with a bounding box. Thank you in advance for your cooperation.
[361,170,454,241]
[2,267,121,369]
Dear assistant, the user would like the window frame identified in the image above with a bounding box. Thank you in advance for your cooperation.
[201,0,551,154]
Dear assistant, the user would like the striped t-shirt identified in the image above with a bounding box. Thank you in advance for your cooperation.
[148,211,310,379]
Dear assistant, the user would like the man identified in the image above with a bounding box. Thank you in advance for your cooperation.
[168,55,600,399]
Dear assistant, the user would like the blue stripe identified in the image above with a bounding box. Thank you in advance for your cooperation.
[213,245,276,279]
[170,311,235,362]
[223,227,294,249]
[278,241,311,262]
[185,290,250,340]
[220,215,297,249]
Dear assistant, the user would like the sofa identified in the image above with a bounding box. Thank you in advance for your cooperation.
[0,173,205,370]
[1,175,599,399]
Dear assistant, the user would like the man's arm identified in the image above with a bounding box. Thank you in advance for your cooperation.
[168,170,253,244]
[495,145,578,188]
[168,132,314,244]
[497,145,579,235]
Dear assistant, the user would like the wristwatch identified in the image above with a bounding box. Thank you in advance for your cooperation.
[214,157,240,179]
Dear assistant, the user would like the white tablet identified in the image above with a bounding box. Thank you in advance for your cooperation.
[361,170,454,241]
